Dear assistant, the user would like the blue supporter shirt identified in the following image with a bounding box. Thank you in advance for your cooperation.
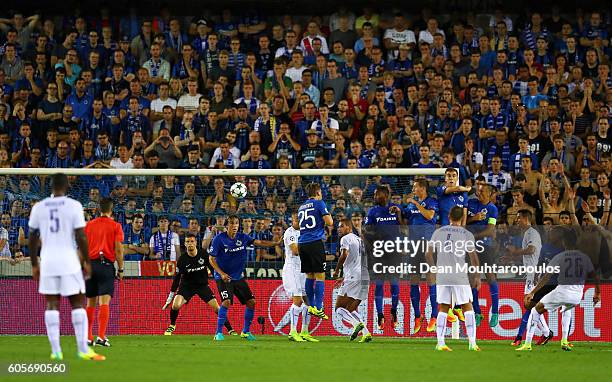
[209,232,255,280]
[436,185,468,226]
[65,91,94,121]
[297,198,330,244]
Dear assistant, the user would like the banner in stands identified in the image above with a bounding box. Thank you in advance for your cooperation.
[138,260,285,279]
[1,279,608,341]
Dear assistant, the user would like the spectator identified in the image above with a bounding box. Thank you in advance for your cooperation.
[144,127,183,168]
[148,215,181,260]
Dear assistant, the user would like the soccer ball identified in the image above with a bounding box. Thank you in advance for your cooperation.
[230,182,247,199]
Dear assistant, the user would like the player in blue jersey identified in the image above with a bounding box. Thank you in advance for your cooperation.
[364,185,402,330]
[436,168,471,322]
[436,168,471,226]
[395,179,439,334]
[467,183,500,327]
[298,183,334,320]
[208,215,279,341]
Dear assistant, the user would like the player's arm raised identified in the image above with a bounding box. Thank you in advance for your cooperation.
[443,185,471,194]
[409,199,436,221]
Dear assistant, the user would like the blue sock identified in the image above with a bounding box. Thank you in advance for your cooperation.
[217,305,228,334]
[517,309,531,338]
[243,307,254,333]
[314,280,325,310]
[305,278,315,306]
[374,281,384,316]
[490,282,499,314]
[410,284,421,318]
[429,285,438,316]
[472,288,481,314]
[390,282,400,311]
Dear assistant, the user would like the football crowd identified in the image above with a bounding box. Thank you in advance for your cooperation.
[0,6,610,264]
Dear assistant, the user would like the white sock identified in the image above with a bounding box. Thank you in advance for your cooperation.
[301,305,310,334]
[561,308,572,341]
[45,310,61,354]
[539,312,550,336]
[290,304,301,332]
[71,308,89,354]
[436,312,448,346]
[525,307,540,345]
[352,311,370,335]
[464,310,477,347]
[337,307,358,326]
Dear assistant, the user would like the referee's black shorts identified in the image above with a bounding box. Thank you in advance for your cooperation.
[178,283,215,303]
[298,240,326,274]
[85,261,115,298]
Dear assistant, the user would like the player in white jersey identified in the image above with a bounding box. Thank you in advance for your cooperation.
[507,209,552,346]
[425,206,481,351]
[517,226,601,352]
[332,218,372,343]
[28,173,105,361]
[283,212,317,342]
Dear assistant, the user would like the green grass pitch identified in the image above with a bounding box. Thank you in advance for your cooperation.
[1,336,610,382]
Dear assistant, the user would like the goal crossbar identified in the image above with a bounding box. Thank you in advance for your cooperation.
[0,168,447,177]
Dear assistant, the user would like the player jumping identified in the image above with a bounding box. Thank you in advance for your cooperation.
[467,183,500,327]
[398,179,439,334]
[426,206,481,352]
[517,226,601,351]
[162,234,235,336]
[282,212,318,342]
[28,173,105,361]
[333,218,372,343]
[365,185,401,330]
[208,215,279,341]
[298,183,334,320]
[436,168,470,325]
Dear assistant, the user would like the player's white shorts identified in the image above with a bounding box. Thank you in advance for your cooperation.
[437,285,472,305]
[39,272,86,296]
[540,285,582,311]
[338,279,369,301]
[282,263,305,297]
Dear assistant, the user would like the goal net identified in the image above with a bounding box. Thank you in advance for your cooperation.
[0,168,608,341]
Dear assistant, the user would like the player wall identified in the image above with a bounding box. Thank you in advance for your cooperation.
[1,278,609,341]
